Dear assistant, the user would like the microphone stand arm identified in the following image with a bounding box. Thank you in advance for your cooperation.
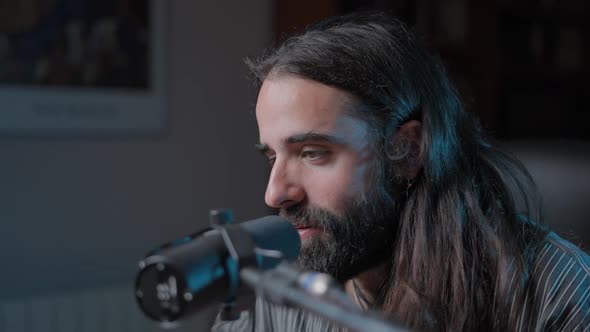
[240,263,409,332]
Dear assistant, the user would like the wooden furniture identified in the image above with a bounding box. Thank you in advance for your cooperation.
[273,0,589,140]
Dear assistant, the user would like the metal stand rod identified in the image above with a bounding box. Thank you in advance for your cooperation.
[240,265,409,332]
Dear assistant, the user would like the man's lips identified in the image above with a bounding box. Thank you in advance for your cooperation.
[295,226,321,239]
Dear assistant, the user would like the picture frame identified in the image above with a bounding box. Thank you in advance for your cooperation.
[0,0,167,136]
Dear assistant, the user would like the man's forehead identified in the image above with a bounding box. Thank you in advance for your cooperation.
[255,75,371,151]
[256,75,357,116]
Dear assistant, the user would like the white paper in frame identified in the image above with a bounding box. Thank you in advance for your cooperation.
[0,0,168,137]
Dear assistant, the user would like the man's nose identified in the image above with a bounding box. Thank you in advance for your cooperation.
[264,160,305,209]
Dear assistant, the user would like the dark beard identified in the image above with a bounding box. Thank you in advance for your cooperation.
[280,188,396,282]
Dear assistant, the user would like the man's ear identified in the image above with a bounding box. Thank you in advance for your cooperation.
[387,120,423,180]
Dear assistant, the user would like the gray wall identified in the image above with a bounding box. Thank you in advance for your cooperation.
[0,0,272,305]
[506,141,590,249]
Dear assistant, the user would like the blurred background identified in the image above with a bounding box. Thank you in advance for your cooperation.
[0,0,588,331]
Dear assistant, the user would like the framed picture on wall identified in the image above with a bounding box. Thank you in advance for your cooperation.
[0,0,167,136]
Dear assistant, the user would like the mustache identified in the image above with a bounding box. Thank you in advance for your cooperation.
[279,205,339,232]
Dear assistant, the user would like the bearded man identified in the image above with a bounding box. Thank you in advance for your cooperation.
[212,12,590,331]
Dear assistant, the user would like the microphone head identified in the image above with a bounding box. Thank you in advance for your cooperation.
[134,215,300,323]
[240,215,301,267]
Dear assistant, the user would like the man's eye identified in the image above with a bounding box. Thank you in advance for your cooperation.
[301,150,329,161]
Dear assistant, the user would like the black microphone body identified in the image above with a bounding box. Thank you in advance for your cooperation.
[134,216,300,323]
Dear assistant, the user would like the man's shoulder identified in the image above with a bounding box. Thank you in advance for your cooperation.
[522,231,590,331]
[532,231,590,279]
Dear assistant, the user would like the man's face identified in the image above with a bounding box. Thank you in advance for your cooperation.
[255,74,394,281]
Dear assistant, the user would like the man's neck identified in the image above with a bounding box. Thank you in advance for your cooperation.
[344,261,390,309]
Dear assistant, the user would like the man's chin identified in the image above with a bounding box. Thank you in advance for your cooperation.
[295,244,351,281]
[295,258,358,283]
[295,236,390,282]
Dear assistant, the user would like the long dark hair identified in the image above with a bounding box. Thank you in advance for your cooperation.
[247,12,546,331]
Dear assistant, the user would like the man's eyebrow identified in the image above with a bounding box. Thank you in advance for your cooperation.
[255,132,347,154]
[286,132,346,145]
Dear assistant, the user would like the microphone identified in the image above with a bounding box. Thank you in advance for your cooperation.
[134,216,300,323]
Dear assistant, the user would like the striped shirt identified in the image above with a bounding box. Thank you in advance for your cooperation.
[512,232,590,331]
[211,232,590,331]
